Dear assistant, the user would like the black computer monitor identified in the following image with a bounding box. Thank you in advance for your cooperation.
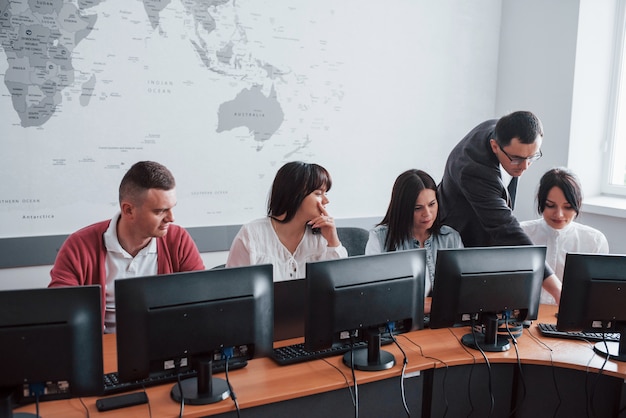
[0,286,103,418]
[305,249,426,371]
[273,278,306,341]
[557,253,626,361]
[115,264,273,405]
[430,246,546,352]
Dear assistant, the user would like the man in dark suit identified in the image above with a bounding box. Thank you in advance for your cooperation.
[438,110,561,303]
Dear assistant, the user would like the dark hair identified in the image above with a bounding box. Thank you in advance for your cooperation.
[268,161,332,223]
[119,161,176,203]
[536,167,582,217]
[378,169,441,251]
[494,111,543,147]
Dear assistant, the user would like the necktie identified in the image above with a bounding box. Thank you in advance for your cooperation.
[507,177,518,209]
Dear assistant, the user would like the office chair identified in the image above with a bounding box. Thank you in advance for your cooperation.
[336,227,369,257]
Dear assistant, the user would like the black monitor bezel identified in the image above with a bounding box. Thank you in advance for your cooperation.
[557,252,626,361]
[273,278,307,341]
[304,249,426,369]
[115,264,274,384]
[0,285,104,413]
[429,246,546,351]
[557,252,626,332]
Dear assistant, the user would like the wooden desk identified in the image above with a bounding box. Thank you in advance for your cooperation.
[14,305,626,417]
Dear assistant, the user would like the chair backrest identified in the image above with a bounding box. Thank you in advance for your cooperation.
[336,227,370,257]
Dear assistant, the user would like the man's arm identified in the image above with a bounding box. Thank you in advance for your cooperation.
[49,234,93,287]
[459,166,531,246]
[459,168,556,279]
[176,228,205,271]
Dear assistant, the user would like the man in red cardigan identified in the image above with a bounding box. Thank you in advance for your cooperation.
[49,161,205,333]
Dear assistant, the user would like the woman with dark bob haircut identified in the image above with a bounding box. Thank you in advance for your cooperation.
[226,161,347,281]
[521,167,609,305]
[366,169,463,313]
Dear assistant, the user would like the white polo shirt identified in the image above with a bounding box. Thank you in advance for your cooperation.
[102,213,158,334]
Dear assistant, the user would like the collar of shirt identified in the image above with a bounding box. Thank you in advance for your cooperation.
[540,217,574,236]
[499,164,513,187]
[103,213,157,257]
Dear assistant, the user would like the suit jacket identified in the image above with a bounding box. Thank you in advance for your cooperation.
[438,119,553,277]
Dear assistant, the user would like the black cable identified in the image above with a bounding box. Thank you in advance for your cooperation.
[79,396,90,418]
[588,336,610,418]
[142,384,153,418]
[176,373,184,418]
[448,327,478,418]
[224,357,242,418]
[584,342,599,418]
[35,392,40,418]
[174,359,184,418]
[525,328,562,418]
[348,336,359,418]
[322,357,356,406]
[349,350,359,418]
[505,319,526,417]
[387,324,410,417]
[398,334,450,417]
[470,323,495,418]
[455,323,478,418]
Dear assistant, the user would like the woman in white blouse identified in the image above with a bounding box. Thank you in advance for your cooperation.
[226,161,347,281]
[520,167,609,305]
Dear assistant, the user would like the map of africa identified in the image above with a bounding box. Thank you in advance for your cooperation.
[0,0,496,239]
[2,0,291,139]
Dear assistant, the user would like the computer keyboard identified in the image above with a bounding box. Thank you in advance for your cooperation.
[537,323,620,343]
[18,358,248,405]
[272,337,394,366]
[103,357,248,395]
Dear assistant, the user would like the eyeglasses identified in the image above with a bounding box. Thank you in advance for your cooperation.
[498,143,542,166]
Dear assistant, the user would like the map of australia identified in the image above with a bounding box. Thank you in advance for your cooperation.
[217,84,284,150]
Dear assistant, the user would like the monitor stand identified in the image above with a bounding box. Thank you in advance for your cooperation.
[593,322,626,362]
[0,388,38,418]
[343,329,395,371]
[170,359,230,405]
[462,313,511,352]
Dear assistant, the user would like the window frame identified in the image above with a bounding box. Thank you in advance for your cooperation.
[602,0,626,196]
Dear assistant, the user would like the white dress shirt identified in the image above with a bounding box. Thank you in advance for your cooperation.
[226,217,348,282]
[520,218,609,305]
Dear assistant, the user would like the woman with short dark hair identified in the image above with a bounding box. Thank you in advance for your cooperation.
[521,167,609,305]
[226,161,347,281]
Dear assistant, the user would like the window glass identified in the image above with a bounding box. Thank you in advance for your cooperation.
[604,3,626,194]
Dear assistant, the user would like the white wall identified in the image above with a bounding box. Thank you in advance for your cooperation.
[496,0,579,223]
[497,0,626,255]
